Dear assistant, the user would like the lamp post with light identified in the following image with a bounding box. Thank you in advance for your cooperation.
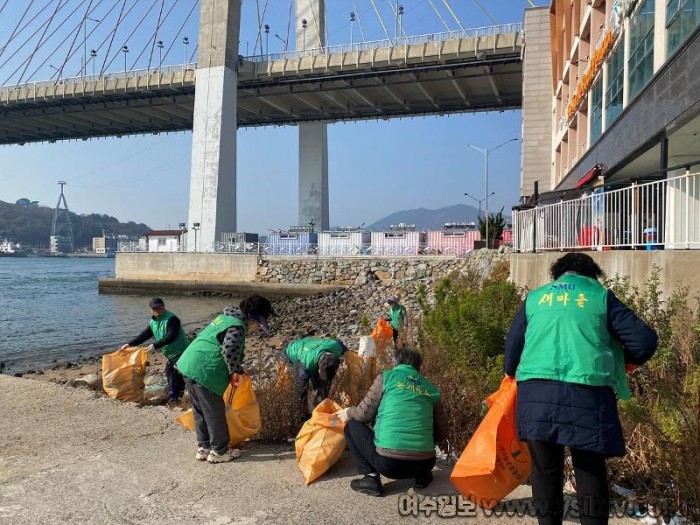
[192,222,200,252]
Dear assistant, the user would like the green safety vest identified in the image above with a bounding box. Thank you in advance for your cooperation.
[389,304,406,330]
[176,314,247,396]
[284,337,345,376]
[517,273,631,400]
[374,364,441,452]
[149,310,190,361]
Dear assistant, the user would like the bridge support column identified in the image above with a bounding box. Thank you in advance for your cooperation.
[296,0,329,231]
[187,0,241,252]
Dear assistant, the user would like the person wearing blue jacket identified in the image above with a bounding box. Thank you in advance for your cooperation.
[504,253,658,525]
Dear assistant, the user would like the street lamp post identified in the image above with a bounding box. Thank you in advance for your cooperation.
[264,24,270,56]
[192,222,200,252]
[275,33,287,52]
[468,138,518,248]
[83,17,100,78]
[464,191,495,222]
[396,5,404,43]
[301,18,307,54]
[183,37,189,65]
[90,49,97,77]
[122,45,129,75]
[157,40,164,68]
[350,12,356,46]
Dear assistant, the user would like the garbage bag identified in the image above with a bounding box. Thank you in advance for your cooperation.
[295,398,346,485]
[176,374,262,447]
[358,336,376,358]
[450,377,531,509]
[102,346,148,403]
[371,317,393,354]
[334,350,374,407]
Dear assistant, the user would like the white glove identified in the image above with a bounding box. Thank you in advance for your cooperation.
[119,344,129,351]
[336,408,350,422]
[146,344,155,352]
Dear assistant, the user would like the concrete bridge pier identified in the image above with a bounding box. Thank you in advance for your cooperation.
[187,0,241,252]
[296,0,329,231]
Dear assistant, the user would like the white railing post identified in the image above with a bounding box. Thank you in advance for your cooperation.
[686,168,691,249]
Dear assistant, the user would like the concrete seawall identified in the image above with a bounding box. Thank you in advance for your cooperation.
[115,253,259,282]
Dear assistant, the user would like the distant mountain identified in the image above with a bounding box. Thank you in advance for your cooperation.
[368,204,508,231]
[0,201,151,249]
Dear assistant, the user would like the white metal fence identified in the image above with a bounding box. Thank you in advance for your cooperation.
[513,170,700,252]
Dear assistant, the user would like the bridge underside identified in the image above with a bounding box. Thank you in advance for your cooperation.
[0,38,523,145]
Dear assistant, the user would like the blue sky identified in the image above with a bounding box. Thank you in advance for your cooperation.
[0,1,547,233]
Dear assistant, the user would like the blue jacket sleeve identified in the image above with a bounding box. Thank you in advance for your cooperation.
[504,301,527,377]
[607,291,658,366]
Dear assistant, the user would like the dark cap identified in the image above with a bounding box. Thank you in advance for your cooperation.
[149,297,165,309]
[386,295,398,304]
[318,352,341,382]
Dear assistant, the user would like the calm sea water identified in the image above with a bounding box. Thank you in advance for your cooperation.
[0,257,236,373]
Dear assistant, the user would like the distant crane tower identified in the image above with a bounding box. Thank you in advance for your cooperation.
[50,181,74,254]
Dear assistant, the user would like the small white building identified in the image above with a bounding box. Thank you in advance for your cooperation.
[318,229,371,255]
[146,229,186,253]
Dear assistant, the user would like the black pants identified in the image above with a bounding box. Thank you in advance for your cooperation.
[527,441,609,525]
[344,419,435,479]
[185,379,229,454]
[165,358,185,401]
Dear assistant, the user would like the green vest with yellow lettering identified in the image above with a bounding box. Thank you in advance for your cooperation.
[149,310,190,361]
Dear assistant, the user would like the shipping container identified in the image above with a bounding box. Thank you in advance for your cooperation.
[427,223,480,255]
[318,230,371,255]
[267,229,318,255]
[220,232,259,253]
[370,226,426,255]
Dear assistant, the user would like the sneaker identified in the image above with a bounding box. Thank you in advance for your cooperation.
[415,471,433,489]
[166,399,182,409]
[350,475,384,497]
[195,447,210,461]
[206,448,242,463]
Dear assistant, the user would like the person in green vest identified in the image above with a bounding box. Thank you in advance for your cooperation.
[504,253,657,525]
[337,348,448,496]
[177,294,275,464]
[283,336,348,419]
[120,297,190,406]
[386,295,407,348]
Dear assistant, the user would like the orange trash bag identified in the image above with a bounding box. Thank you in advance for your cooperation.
[176,374,262,447]
[450,377,531,509]
[334,350,375,407]
[102,346,148,403]
[295,398,346,485]
[371,317,393,353]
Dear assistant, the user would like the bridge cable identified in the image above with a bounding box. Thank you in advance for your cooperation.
[23,0,111,83]
[441,0,466,30]
[122,0,165,70]
[57,0,95,80]
[188,43,198,63]
[98,0,129,77]
[16,0,68,84]
[0,0,9,17]
[3,0,87,86]
[141,0,184,68]
[384,0,407,38]
[368,0,391,40]
[469,0,497,25]
[146,0,166,70]
[159,0,198,65]
[253,0,270,56]
[284,0,292,52]
[306,0,323,49]
[426,0,451,31]
[97,0,155,74]
[351,0,367,42]
[0,2,57,71]
[0,0,38,61]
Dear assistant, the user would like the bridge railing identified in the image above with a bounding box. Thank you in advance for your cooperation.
[0,64,193,93]
[245,22,523,63]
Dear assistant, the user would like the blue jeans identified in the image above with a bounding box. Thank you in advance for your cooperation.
[165,358,185,401]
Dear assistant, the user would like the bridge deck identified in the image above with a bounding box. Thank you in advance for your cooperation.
[0,29,523,145]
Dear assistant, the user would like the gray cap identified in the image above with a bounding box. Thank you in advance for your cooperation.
[148,297,165,309]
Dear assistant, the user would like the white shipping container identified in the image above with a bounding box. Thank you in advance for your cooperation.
[370,231,427,255]
[267,231,318,254]
[318,231,371,255]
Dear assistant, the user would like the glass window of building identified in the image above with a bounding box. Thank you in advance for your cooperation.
[628,0,655,99]
[605,44,624,126]
[667,0,700,56]
[590,78,604,145]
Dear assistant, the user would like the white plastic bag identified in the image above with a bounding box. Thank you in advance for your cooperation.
[358,335,376,358]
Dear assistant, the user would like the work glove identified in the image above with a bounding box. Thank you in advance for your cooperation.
[336,407,350,422]
[230,373,243,388]
[145,344,155,352]
[119,344,129,351]
[625,363,638,374]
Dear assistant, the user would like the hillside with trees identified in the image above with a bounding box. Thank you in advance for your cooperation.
[0,201,151,250]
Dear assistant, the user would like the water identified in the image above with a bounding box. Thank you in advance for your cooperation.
[0,257,237,373]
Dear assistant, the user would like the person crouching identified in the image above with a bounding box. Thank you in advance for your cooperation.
[337,348,448,496]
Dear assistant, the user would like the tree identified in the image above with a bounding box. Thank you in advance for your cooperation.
[478,207,506,249]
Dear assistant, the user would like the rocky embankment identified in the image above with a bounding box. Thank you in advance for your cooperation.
[14,249,511,400]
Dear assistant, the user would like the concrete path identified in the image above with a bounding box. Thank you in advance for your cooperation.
[0,376,632,525]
